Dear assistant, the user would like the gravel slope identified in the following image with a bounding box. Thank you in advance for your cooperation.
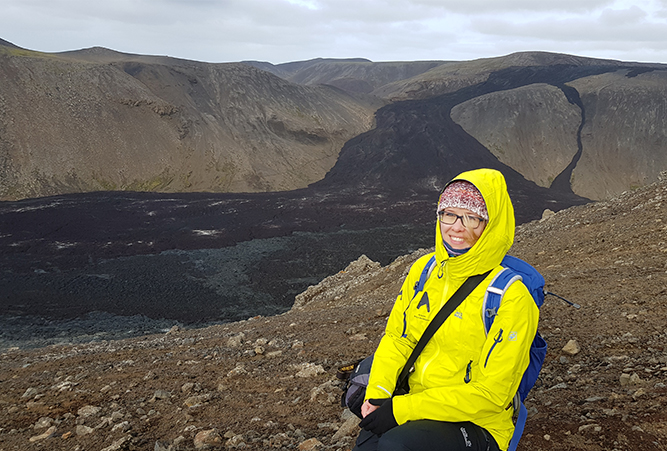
[1,180,666,450]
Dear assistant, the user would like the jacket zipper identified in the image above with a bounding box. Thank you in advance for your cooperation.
[417,261,449,387]
[484,329,504,368]
[400,296,415,338]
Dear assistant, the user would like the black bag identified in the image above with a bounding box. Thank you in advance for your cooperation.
[337,355,373,418]
[338,270,491,419]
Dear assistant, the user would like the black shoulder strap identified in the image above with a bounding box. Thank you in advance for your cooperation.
[394,269,492,396]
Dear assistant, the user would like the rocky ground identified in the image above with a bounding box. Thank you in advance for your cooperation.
[1,178,667,451]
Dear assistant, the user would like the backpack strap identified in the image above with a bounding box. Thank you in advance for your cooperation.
[401,255,437,338]
[482,267,523,335]
[482,261,545,451]
[483,269,528,451]
[412,255,436,299]
[507,399,528,451]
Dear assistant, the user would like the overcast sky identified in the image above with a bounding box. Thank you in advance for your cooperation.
[2,0,667,65]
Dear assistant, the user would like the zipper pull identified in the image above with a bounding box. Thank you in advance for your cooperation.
[484,329,504,368]
[437,260,445,278]
[464,360,473,383]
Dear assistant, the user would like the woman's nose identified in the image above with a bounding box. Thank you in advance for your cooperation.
[451,217,467,231]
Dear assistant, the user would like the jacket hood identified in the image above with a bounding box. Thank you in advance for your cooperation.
[435,168,515,276]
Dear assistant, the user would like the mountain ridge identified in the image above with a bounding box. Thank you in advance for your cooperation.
[2,39,667,202]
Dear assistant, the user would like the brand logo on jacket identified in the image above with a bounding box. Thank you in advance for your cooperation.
[460,426,472,447]
[417,292,430,312]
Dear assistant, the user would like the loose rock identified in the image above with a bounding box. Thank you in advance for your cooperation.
[22,387,39,399]
[152,389,171,401]
[100,435,130,451]
[332,416,360,441]
[299,437,323,450]
[33,416,54,429]
[296,363,325,378]
[562,339,580,355]
[193,428,222,449]
[76,425,94,436]
[184,393,211,407]
[77,405,101,417]
[227,333,245,348]
[29,426,56,442]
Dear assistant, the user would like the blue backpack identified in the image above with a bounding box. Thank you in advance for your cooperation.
[482,255,547,451]
[415,254,547,451]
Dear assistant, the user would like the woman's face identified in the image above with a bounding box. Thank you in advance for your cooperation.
[439,207,487,250]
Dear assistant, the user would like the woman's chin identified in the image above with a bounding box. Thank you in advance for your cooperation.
[447,241,468,249]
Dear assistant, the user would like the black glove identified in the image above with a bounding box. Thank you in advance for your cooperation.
[359,398,398,436]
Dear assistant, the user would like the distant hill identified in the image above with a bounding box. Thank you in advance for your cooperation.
[0,38,20,49]
[0,42,382,200]
[243,58,449,94]
[1,40,667,202]
[252,52,667,201]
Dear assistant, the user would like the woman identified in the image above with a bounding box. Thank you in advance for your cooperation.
[353,168,539,451]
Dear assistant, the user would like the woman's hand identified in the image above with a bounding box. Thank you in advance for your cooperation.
[360,399,379,418]
[361,398,390,418]
[359,399,398,436]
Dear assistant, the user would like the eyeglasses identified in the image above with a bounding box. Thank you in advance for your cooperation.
[437,211,486,230]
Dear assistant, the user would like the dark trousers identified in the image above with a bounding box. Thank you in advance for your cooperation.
[352,420,500,451]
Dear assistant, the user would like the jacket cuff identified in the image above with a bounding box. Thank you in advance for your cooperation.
[390,394,413,425]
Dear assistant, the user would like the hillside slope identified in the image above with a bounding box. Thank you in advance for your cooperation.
[1,178,666,450]
[314,64,594,221]
[291,52,667,201]
[367,52,667,200]
[450,67,667,199]
[0,43,381,200]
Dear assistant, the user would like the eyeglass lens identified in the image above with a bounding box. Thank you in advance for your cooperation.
[438,212,482,229]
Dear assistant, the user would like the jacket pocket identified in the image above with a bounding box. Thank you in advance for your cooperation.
[484,329,504,368]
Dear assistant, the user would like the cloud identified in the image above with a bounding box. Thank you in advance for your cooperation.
[1,0,667,63]
[473,4,666,43]
[409,0,614,13]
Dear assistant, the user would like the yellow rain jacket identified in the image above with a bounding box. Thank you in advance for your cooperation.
[365,168,539,450]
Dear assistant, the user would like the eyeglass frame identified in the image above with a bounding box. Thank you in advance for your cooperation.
[437,210,487,230]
